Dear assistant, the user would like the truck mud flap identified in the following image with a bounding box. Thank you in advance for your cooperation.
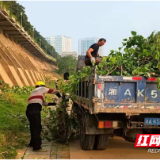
[83,114,114,135]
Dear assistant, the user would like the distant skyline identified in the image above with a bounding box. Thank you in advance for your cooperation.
[78,37,104,56]
[45,35,72,54]
[18,1,160,55]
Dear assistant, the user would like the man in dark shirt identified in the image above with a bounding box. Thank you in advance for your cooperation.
[85,38,106,66]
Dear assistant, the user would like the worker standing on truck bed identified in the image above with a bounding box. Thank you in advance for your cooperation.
[26,81,61,152]
[85,38,106,66]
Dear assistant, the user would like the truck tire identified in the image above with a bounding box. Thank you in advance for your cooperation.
[80,119,95,150]
[94,134,109,150]
[123,129,142,142]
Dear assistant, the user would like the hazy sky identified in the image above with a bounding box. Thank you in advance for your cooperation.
[18,1,160,55]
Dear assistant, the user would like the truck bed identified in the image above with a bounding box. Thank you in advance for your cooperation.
[75,75,160,115]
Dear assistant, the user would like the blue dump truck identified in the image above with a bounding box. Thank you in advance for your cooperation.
[64,56,160,150]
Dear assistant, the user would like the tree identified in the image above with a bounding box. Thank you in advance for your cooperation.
[57,55,77,75]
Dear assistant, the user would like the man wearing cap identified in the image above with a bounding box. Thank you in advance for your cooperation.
[26,81,61,151]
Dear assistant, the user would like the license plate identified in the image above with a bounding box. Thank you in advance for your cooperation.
[144,118,160,125]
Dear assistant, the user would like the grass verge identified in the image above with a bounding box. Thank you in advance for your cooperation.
[0,93,30,159]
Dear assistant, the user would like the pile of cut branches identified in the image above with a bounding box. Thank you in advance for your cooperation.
[61,31,160,94]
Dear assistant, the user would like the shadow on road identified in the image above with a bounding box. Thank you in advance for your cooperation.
[70,137,146,151]
[109,137,146,150]
[69,137,160,159]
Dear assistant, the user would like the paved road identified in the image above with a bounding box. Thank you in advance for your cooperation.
[19,140,70,159]
[19,137,160,159]
[69,137,160,159]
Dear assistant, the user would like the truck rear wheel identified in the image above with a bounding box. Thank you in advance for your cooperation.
[80,119,95,150]
[94,134,109,150]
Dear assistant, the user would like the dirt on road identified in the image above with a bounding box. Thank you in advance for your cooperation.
[69,136,160,159]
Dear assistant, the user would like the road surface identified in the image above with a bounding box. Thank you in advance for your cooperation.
[69,136,160,159]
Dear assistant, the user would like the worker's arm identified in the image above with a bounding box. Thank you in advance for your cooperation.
[42,87,62,98]
[86,48,96,65]
[86,48,94,58]
[43,101,57,106]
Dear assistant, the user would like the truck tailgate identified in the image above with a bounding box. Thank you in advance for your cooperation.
[94,76,160,114]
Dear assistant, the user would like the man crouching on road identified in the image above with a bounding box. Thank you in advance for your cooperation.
[85,38,106,66]
[26,81,61,152]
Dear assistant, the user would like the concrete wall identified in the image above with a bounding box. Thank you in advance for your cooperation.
[0,32,57,87]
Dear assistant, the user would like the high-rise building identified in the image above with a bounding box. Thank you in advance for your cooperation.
[78,37,104,56]
[45,37,55,47]
[45,35,72,54]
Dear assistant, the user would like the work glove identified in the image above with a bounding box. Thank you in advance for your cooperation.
[90,57,96,66]
[48,102,57,106]
[55,92,62,98]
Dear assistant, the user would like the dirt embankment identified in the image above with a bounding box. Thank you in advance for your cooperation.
[0,31,59,87]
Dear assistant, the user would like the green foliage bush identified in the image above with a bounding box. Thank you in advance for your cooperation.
[58,31,160,97]
[43,100,80,143]
[57,55,78,75]
[97,31,160,77]
[0,80,34,95]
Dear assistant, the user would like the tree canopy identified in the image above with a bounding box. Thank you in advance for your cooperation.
[57,55,77,75]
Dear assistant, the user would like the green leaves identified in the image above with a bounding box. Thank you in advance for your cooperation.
[123,38,128,41]
[131,31,137,36]
[157,62,160,69]
[57,55,77,75]
[95,31,160,81]
[111,57,116,64]
[59,66,92,98]
[155,51,160,60]
[118,47,122,50]
[0,82,34,95]
[157,77,160,91]
[142,49,150,56]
